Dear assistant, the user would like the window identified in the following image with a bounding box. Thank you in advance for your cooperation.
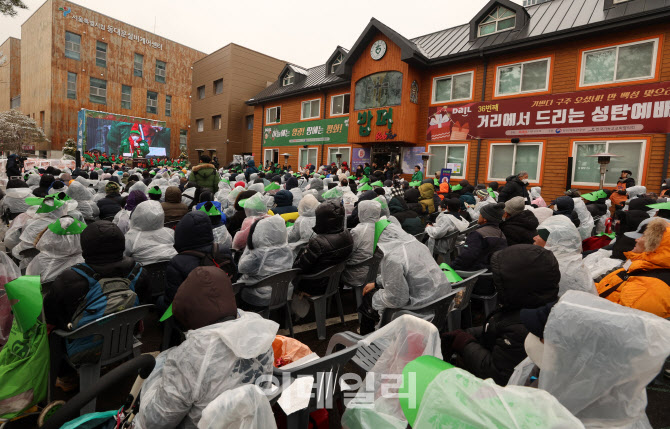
[213,78,223,95]
[65,32,81,60]
[165,95,172,117]
[89,77,107,104]
[146,91,158,114]
[246,115,254,130]
[40,111,44,128]
[196,119,204,132]
[121,85,132,109]
[197,85,205,100]
[301,99,320,120]
[580,38,659,87]
[330,53,344,74]
[282,71,295,86]
[134,53,143,77]
[299,148,318,168]
[155,60,166,83]
[488,142,543,182]
[330,93,350,116]
[478,6,516,37]
[572,139,645,186]
[95,41,107,68]
[432,71,474,103]
[496,58,551,97]
[212,115,222,130]
[426,144,468,179]
[179,130,188,152]
[354,71,403,110]
[328,147,351,165]
[266,106,281,124]
[264,149,274,165]
[67,72,77,99]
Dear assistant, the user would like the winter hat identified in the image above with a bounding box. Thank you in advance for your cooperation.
[81,221,125,264]
[479,203,505,225]
[504,196,526,217]
[125,190,148,211]
[148,186,162,200]
[537,228,550,242]
[475,189,489,200]
[105,181,121,194]
[520,301,557,340]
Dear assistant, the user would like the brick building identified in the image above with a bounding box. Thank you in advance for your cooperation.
[249,0,670,200]
[0,37,21,112]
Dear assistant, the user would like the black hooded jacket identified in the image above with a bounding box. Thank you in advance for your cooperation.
[611,209,649,260]
[389,197,424,235]
[32,174,55,198]
[272,190,298,215]
[500,210,539,246]
[460,245,560,385]
[404,188,424,216]
[553,196,580,228]
[498,175,530,204]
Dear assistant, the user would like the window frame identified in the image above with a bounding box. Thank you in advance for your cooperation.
[213,78,223,95]
[264,149,274,166]
[327,146,352,165]
[212,114,222,130]
[121,85,132,109]
[196,118,204,133]
[493,56,553,99]
[426,143,469,180]
[197,85,205,100]
[155,60,166,83]
[300,98,321,121]
[570,138,648,188]
[65,31,81,60]
[95,41,107,68]
[266,106,281,125]
[66,72,77,100]
[478,6,516,38]
[486,141,544,183]
[282,71,295,87]
[330,93,350,116]
[246,115,254,130]
[165,95,172,117]
[146,90,158,114]
[330,53,344,74]
[134,53,144,77]
[431,70,475,105]
[299,147,318,168]
[89,77,107,105]
[578,36,661,89]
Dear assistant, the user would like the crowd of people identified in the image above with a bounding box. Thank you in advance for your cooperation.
[1,155,669,428]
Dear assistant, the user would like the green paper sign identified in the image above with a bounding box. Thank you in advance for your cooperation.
[439,263,464,283]
[371,181,383,187]
[265,182,280,192]
[159,304,173,322]
[5,276,43,332]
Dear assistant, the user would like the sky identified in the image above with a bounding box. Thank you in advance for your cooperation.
[0,0,522,68]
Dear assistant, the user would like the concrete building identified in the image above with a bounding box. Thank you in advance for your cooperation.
[189,44,285,165]
[3,0,205,157]
[0,37,21,112]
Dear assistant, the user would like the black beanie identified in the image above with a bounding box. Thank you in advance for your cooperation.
[480,203,505,225]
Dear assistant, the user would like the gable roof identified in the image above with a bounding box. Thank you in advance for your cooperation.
[468,0,530,41]
[326,46,349,76]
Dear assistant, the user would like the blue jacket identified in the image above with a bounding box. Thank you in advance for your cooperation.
[244,160,259,182]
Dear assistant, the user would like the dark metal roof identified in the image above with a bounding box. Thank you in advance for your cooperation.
[248,0,670,105]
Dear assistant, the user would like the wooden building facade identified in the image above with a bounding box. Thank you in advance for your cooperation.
[0,37,21,112]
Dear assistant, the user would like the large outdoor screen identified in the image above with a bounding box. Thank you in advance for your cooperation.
[77,110,171,158]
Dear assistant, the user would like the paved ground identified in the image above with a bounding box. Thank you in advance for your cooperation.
[41,291,670,429]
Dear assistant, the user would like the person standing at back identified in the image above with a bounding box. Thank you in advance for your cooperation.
[498,171,530,204]
[188,155,218,192]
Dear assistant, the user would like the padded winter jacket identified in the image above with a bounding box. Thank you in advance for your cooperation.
[500,210,539,246]
[272,190,298,215]
[97,193,124,220]
[498,176,530,204]
[161,186,188,223]
[418,183,435,214]
[452,224,507,272]
[388,197,425,236]
[188,163,219,192]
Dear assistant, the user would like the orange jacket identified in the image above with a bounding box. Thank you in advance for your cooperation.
[596,221,670,318]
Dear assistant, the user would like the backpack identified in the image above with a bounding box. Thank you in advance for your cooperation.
[66,263,142,364]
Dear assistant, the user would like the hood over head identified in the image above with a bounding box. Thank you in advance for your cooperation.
[358,200,382,224]
[243,193,268,217]
[298,194,319,217]
[309,178,324,191]
[274,190,293,207]
[248,183,265,194]
[66,181,93,201]
[165,186,182,203]
[540,215,582,255]
[314,200,345,234]
[173,267,237,331]
[39,174,55,189]
[404,188,420,203]
[530,186,542,200]
[553,196,574,213]
[174,211,214,252]
[251,215,288,249]
[286,176,299,190]
[80,220,125,264]
[129,200,164,231]
[128,180,148,195]
[418,183,434,200]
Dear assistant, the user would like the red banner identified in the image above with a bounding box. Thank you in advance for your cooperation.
[427,81,670,141]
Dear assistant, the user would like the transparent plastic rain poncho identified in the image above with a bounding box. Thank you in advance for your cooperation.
[3,208,37,251]
[182,186,197,207]
[0,252,21,347]
[224,187,245,218]
[342,315,442,428]
[11,203,70,267]
[626,185,647,200]
[374,196,390,218]
[372,223,451,311]
[573,198,595,240]
[92,180,108,202]
[582,249,624,280]
[287,194,318,245]
[232,193,269,251]
[341,201,380,287]
[247,183,265,195]
[74,175,95,191]
[66,181,100,221]
[539,290,670,429]
[136,311,278,429]
[466,196,496,221]
[528,206,553,225]
[124,201,177,265]
[238,216,295,307]
[289,187,303,208]
[198,384,277,429]
[540,215,597,296]
[425,212,470,254]
[113,209,132,235]
[235,174,245,183]
[412,367,584,429]
[306,178,324,201]
[322,187,343,201]
[323,177,333,189]
[213,224,232,250]
[26,173,41,188]
[129,180,148,196]
[214,184,232,209]
[26,217,84,283]
[249,173,258,182]
[0,187,33,215]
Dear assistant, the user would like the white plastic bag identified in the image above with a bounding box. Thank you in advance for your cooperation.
[198,384,276,429]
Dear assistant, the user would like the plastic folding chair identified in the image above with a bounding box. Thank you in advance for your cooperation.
[237,268,301,337]
[50,304,152,414]
[456,270,497,324]
[344,250,384,313]
[295,262,347,340]
[446,269,487,330]
[325,331,380,372]
[273,345,359,429]
[413,231,427,243]
[378,288,460,332]
[432,228,461,264]
[143,261,169,299]
[160,315,186,351]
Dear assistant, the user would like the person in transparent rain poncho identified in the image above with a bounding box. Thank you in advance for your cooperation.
[306,177,325,202]
[287,194,319,248]
[26,216,85,286]
[199,202,232,250]
[425,197,470,254]
[532,291,670,429]
[0,179,33,219]
[232,193,269,251]
[238,215,295,307]
[66,181,100,222]
[341,200,381,287]
[124,200,177,266]
[198,384,277,429]
[572,197,595,240]
[113,190,147,235]
[92,180,108,203]
[534,215,597,297]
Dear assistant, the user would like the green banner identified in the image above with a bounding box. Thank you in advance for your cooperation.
[263,117,349,146]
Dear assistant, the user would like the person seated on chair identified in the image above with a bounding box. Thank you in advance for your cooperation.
[441,244,559,386]
[388,196,424,236]
[466,189,496,221]
[43,221,150,330]
[124,200,177,266]
[161,186,188,223]
[425,198,470,256]
[97,181,124,220]
[271,189,298,216]
[341,200,381,288]
[238,216,294,308]
[294,200,353,296]
[359,221,451,335]
[136,267,277,429]
[500,196,539,246]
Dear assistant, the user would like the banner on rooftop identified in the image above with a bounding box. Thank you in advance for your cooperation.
[263,117,349,146]
[426,81,670,141]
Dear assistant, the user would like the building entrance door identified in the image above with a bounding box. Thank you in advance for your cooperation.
[371,143,401,173]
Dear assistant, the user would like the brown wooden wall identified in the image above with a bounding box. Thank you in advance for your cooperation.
[0,37,21,112]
